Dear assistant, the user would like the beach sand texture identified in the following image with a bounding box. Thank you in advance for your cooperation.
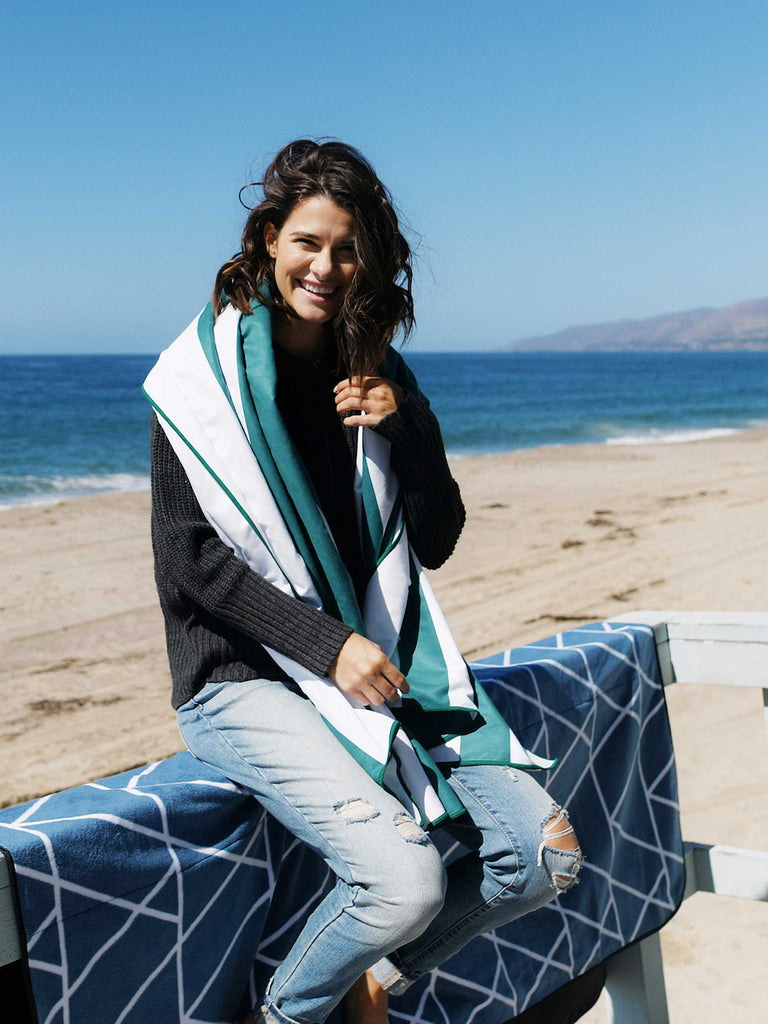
[2,429,767,1022]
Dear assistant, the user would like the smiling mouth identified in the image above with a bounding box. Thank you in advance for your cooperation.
[297,280,338,298]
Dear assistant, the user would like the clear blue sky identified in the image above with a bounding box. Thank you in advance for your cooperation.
[2,1,767,353]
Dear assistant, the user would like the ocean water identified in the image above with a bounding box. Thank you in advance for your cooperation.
[0,355,156,509]
[408,351,768,455]
[1,351,767,508]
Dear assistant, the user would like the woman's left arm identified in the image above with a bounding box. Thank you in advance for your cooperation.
[335,376,465,568]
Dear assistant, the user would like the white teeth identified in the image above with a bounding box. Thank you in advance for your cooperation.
[301,281,336,296]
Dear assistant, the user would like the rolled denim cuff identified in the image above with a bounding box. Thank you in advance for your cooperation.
[263,977,303,1024]
[369,955,416,996]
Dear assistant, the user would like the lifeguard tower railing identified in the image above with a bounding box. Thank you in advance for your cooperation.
[603,611,768,1024]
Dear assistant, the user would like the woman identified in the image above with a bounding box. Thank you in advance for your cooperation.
[145,139,581,1024]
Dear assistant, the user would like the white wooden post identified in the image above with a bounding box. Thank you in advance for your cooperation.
[0,846,36,1023]
[0,851,22,971]
[602,612,768,1024]
[604,932,670,1024]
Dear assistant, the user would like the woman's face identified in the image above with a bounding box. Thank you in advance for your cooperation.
[265,196,357,332]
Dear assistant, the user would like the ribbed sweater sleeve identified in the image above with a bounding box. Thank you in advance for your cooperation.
[370,394,466,568]
[151,415,353,687]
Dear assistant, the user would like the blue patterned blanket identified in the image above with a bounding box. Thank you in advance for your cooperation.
[0,623,684,1023]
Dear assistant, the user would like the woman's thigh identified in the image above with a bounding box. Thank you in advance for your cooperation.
[177,678,442,889]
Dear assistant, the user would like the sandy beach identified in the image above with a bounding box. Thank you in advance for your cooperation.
[2,428,767,1021]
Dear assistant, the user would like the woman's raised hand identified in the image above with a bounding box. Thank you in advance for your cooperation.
[329,633,410,706]
[334,376,405,428]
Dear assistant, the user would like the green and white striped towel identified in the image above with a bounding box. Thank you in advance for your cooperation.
[144,301,554,827]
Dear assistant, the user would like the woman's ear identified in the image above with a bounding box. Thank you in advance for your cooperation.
[264,223,278,259]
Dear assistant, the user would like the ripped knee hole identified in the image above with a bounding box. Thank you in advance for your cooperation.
[333,798,380,824]
[332,801,429,846]
[538,809,583,891]
[393,812,430,844]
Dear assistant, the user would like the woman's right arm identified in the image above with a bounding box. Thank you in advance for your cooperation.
[151,413,352,678]
[151,415,405,705]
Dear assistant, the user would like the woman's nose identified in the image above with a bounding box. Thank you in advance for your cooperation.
[311,247,334,278]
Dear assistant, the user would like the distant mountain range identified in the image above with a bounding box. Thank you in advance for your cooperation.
[505,298,768,351]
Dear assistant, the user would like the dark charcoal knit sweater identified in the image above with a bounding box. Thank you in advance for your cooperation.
[151,378,465,710]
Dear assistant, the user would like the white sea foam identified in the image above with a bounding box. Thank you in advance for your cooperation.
[605,427,742,447]
[0,473,150,510]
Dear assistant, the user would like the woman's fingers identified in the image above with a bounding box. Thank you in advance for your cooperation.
[334,376,404,427]
[336,375,404,411]
[329,632,409,706]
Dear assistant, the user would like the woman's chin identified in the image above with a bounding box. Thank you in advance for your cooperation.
[290,297,341,324]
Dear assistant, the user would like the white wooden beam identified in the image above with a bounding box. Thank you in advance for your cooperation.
[683,843,768,902]
[607,611,768,693]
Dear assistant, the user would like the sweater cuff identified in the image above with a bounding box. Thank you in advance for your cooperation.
[371,392,454,488]
[217,569,355,679]
[284,603,355,679]
[371,393,437,450]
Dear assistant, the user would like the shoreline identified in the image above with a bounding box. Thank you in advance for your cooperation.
[4,422,768,513]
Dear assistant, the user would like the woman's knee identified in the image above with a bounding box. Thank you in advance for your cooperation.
[391,815,447,917]
[538,808,582,894]
[486,805,583,912]
[366,813,447,934]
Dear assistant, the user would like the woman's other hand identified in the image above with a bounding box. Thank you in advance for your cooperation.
[334,376,405,427]
[329,633,409,706]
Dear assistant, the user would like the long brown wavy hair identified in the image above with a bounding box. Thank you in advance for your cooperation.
[213,139,415,376]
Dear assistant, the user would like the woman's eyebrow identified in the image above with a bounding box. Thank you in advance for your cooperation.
[287,230,355,242]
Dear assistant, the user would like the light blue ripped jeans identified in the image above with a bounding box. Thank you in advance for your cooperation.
[177,678,582,1024]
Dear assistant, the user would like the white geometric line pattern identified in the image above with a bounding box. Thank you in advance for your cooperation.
[0,623,683,1024]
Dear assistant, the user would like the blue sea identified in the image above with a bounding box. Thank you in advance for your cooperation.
[1,351,767,508]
